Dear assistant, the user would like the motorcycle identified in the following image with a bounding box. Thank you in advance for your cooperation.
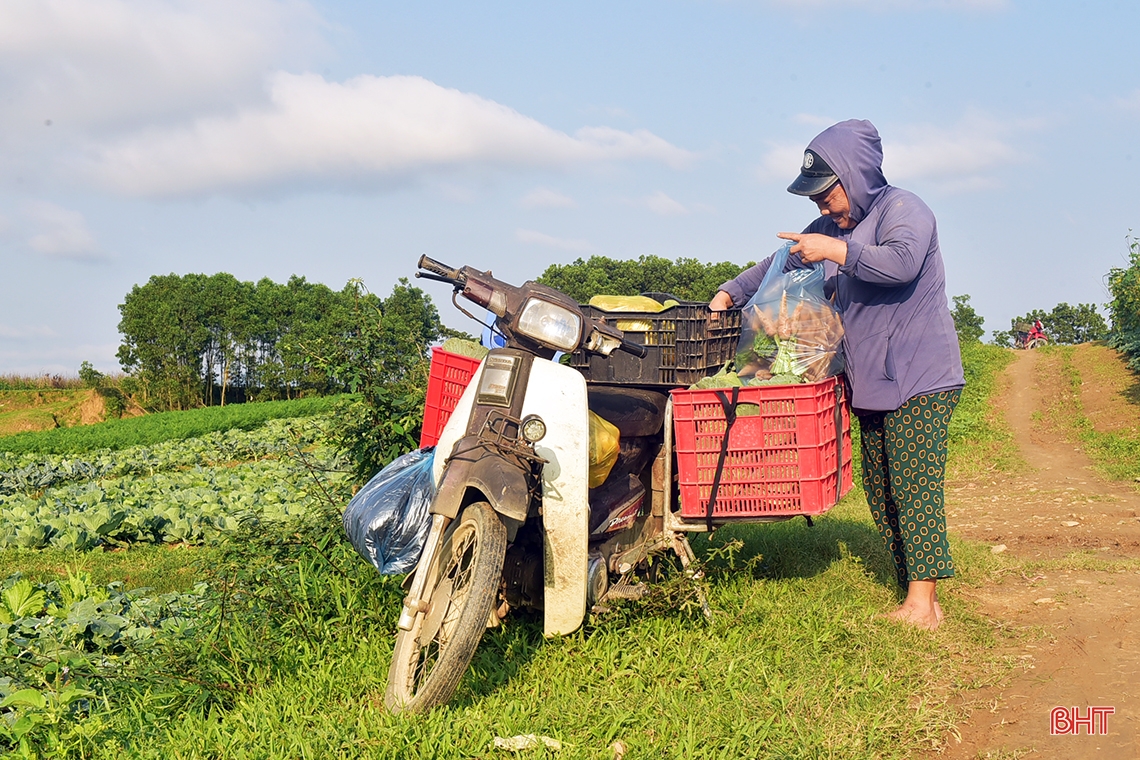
[385,256,835,713]
[1015,323,1048,350]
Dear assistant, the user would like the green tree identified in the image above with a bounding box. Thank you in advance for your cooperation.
[303,279,458,481]
[1107,234,1140,370]
[1043,302,1108,345]
[117,274,211,410]
[78,361,104,388]
[537,255,751,303]
[990,303,1108,347]
[950,294,985,343]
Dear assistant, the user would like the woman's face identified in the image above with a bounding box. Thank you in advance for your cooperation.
[810,182,855,229]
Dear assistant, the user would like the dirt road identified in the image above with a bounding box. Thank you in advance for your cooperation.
[938,348,1140,758]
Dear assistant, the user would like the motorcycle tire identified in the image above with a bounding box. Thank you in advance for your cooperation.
[384,501,507,713]
[1027,338,1047,349]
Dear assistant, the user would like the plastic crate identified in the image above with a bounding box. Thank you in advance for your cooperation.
[671,376,853,518]
[570,303,742,386]
[420,348,483,448]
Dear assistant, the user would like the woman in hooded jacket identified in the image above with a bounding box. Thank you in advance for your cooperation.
[710,119,965,630]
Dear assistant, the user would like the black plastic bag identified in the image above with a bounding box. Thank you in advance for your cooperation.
[343,449,435,575]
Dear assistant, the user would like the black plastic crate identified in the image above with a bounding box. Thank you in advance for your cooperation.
[571,303,743,386]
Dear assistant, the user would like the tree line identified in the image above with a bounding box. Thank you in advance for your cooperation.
[115,273,448,412]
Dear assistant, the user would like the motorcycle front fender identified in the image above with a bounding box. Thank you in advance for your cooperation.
[520,360,590,638]
[428,445,530,525]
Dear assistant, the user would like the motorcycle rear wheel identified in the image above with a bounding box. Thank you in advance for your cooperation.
[1027,338,1047,349]
[385,501,507,713]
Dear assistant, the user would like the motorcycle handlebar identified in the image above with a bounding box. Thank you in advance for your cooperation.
[417,255,463,283]
[619,337,648,358]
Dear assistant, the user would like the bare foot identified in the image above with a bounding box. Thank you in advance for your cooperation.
[885,603,942,631]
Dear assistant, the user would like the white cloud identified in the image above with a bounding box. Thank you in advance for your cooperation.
[515,229,594,253]
[0,0,322,132]
[635,191,690,216]
[87,73,694,197]
[756,143,806,183]
[882,116,1025,183]
[0,341,118,376]
[519,187,578,209]
[22,202,105,260]
[757,112,1027,190]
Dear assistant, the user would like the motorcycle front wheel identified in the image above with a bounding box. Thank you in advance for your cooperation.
[385,501,507,713]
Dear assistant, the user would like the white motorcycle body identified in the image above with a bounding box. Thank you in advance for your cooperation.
[432,356,590,637]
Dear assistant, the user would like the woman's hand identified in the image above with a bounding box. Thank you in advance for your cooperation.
[708,290,733,311]
[777,232,847,265]
[708,290,733,322]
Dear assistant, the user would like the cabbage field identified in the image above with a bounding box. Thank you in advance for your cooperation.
[0,417,350,552]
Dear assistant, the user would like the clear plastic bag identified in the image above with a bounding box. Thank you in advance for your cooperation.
[342,449,435,575]
[734,241,844,384]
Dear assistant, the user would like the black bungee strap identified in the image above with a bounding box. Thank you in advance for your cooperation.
[706,386,741,532]
[833,379,845,506]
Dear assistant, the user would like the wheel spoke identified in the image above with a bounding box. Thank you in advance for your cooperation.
[408,524,480,693]
[385,502,507,713]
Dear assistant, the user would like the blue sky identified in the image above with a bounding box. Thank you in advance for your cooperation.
[2,0,1138,374]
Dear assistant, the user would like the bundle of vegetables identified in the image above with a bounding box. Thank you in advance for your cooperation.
[735,291,844,384]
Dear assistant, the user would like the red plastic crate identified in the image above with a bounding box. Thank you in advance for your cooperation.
[420,348,483,448]
[671,376,853,518]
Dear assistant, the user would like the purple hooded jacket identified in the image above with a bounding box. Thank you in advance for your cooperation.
[720,120,964,413]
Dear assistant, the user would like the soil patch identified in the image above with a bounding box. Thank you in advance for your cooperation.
[1077,343,1140,438]
[934,348,1140,758]
[0,389,101,436]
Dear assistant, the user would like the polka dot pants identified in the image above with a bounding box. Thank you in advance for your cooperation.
[858,390,960,588]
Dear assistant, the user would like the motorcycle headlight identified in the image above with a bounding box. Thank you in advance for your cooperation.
[516,298,582,352]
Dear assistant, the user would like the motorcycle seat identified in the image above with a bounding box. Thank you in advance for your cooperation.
[587,386,667,438]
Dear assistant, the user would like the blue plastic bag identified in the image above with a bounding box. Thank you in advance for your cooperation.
[343,449,435,575]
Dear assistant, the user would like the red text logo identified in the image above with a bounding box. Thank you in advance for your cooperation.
[1050,706,1115,736]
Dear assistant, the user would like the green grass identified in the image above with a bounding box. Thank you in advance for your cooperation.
[0,389,96,437]
[0,375,84,391]
[0,396,344,456]
[1039,345,1140,483]
[2,493,1019,760]
[946,341,1019,479]
[0,544,216,593]
[24,498,1007,760]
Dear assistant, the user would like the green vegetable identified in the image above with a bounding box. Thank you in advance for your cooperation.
[688,366,758,414]
[753,332,778,359]
[441,338,489,359]
[748,373,803,386]
[769,337,800,376]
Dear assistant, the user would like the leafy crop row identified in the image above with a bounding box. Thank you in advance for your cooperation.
[1,572,208,754]
[0,418,351,550]
[0,396,341,456]
[0,417,328,496]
